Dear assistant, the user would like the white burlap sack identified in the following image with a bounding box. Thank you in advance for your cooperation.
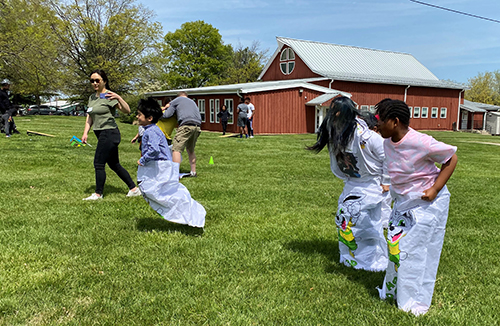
[138,160,206,228]
[378,187,450,316]
[336,181,388,272]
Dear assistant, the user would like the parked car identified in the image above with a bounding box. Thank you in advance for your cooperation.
[13,105,26,116]
[26,105,59,115]
[57,103,87,116]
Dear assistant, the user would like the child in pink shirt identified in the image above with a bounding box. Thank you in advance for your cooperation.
[375,99,457,316]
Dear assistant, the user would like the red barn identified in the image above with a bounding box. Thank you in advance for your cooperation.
[146,37,466,134]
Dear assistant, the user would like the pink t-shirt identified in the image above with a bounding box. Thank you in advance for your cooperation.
[384,128,457,195]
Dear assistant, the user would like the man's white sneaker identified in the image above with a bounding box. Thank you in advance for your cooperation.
[126,188,142,197]
[83,193,102,201]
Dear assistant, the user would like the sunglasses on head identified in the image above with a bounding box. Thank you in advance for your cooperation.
[90,79,102,84]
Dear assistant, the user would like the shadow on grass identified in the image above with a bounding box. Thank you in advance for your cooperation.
[135,217,204,236]
[286,238,385,298]
[84,184,130,196]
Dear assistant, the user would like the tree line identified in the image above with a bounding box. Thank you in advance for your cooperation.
[0,0,267,106]
[464,71,500,106]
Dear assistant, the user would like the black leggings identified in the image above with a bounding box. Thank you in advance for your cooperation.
[93,128,136,195]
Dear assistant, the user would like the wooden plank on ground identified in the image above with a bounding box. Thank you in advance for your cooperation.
[26,130,55,137]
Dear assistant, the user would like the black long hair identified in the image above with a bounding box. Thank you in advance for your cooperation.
[307,96,359,161]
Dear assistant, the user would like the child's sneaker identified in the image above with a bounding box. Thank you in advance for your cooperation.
[190,171,197,177]
[83,193,102,200]
[126,188,142,197]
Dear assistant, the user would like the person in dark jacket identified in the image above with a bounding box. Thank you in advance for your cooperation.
[0,79,20,137]
[217,104,231,135]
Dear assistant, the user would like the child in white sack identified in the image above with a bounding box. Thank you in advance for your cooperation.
[375,99,457,316]
[308,96,389,272]
[136,98,205,228]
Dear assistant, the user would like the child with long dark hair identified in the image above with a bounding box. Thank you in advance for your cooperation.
[308,96,389,271]
[375,99,457,316]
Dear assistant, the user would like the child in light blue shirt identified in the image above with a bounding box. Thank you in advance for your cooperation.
[136,97,206,228]
[136,98,172,166]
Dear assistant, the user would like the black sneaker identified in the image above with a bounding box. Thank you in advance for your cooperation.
[13,129,20,134]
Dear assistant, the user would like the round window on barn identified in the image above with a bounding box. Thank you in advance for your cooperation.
[280,48,295,75]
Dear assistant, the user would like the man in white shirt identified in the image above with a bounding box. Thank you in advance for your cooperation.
[245,97,255,138]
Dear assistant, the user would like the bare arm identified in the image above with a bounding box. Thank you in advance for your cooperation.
[106,91,130,114]
[82,114,93,144]
[422,154,458,201]
[131,132,139,143]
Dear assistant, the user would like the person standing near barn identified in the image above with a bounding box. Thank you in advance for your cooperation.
[162,91,202,177]
[245,97,255,138]
[237,98,249,138]
[217,104,231,135]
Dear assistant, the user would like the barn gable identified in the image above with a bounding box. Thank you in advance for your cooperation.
[260,37,464,90]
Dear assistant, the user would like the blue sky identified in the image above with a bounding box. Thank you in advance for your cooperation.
[138,0,500,84]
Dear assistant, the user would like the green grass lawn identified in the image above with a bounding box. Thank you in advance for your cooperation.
[0,116,499,325]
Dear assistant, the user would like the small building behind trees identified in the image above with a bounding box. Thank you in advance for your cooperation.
[460,100,500,135]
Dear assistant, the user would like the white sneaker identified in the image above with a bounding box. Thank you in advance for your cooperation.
[126,188,141,197]
[83,193,102,200]
[250,136,254,138]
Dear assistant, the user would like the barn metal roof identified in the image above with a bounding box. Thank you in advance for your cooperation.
[305,93,341,106]
[145,77,351,98]
[258,37,466,90]
[461,100,500,113]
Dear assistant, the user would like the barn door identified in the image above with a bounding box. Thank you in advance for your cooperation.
[315,105,329,132]
[460,111,468,130]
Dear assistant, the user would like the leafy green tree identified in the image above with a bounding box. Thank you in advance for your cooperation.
[465,71,499,105]
[161,21,232,89]
[0,0,63,104]
[49,0,163,100]
[223,41,268,85]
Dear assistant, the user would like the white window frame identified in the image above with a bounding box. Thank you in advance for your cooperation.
[215,99,220,123]
[224,99,234,124]
[440,107,447,119]
[369,105,376,113]
[360,105,369,112]
[280,48,295,75]
[209,99,215,123]
[198,99,206,123]
[421,107,428,118]
[408,106,413,117]
[431,107,438,118]
[413,107,420,118]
